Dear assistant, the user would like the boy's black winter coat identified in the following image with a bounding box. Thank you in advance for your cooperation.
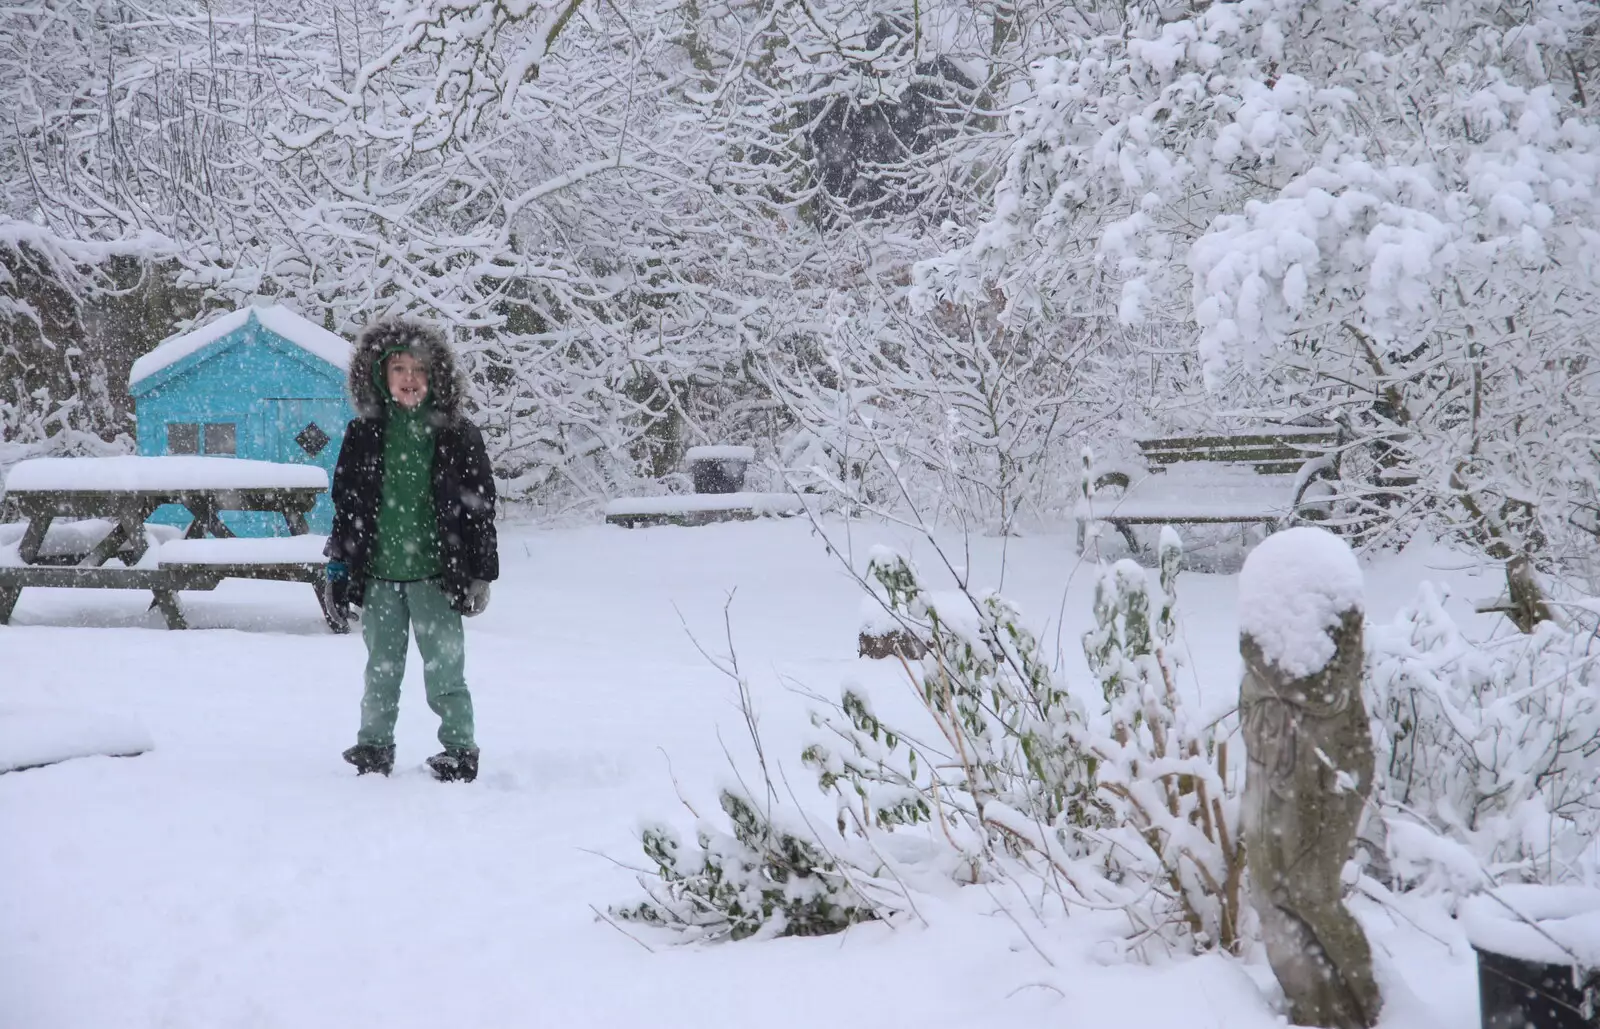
[325,319,499,613]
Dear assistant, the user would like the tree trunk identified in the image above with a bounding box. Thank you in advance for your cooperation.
[1240,608,1382,1028]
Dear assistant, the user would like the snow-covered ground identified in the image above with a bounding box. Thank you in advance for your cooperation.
[1,518,1496,1028]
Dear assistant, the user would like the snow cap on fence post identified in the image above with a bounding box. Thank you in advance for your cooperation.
[1237,525,1364,677]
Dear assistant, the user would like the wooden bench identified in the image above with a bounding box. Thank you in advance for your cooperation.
[605,445,811,528]
[1076,428,1342,554]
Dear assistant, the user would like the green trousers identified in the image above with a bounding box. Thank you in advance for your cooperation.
[357,578,476,752]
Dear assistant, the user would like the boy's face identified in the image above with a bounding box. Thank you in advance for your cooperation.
[386,352,429,409]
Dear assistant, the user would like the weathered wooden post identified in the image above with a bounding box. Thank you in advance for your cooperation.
[1237,526,1382,1029]
[857,596,927,660]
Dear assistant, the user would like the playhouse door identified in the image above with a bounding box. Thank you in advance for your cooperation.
[263,398,349,534]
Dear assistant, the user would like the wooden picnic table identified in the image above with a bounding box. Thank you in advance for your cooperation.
[0,456,339,630]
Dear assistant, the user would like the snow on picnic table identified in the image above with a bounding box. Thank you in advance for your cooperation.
[0,519,1485,1029]
[1462,885,1600,968]
[4,456,328,494]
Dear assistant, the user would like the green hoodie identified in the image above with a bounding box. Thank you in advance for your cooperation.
[369,352,442,581]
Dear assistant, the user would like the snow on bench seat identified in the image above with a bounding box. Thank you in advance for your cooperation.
[605,492,811,528]
[683,445,755,462]
[604,492,808,517]
[0,706,153,774]
[1074,456,1336,555]
[158,535,329,566]
[3,456,327,494]
[1092,469,1302,522]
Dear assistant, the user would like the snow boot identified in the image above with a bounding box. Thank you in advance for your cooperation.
[343,743,395,776]
[426,748,479,783]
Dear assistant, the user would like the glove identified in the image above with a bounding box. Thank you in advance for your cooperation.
[322,561,353,633]
[462,579,491,617]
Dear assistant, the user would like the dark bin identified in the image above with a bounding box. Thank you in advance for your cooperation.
[1475,945,1597,1028]
[691,460,745,494]
[1465,886,1600,1029]
[686,446,754,495]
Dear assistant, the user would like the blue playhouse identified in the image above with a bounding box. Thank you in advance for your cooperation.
[129,305,355,535]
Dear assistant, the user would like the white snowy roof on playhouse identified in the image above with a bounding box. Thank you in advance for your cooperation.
[129,304,352,387]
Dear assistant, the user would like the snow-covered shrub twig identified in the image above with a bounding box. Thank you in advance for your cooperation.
[1082,531,1249,954]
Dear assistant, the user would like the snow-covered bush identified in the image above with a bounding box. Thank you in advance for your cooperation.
[1368,584,1600,887]
[1083,532,1249,954]
[801,538,1246,954]
[617,537,1254,954]
[613,788,887,942]
[804,548,1104,874]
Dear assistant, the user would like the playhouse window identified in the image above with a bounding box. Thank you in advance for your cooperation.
[204,423,237,456]
[167,423,200,454]
[166,422,236,455]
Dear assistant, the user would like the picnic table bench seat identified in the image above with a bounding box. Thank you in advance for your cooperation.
[0,534,336,630]
[157,534,330,569]
[1076,428,1342,554]
[0,520,180,569]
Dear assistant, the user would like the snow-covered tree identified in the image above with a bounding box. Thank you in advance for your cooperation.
[0,235,132,476]
[765,289,1115,532]
[919,0,1600,578]
[4,0,1140,515]
[3,0,784,497]
[9,0,1597,550]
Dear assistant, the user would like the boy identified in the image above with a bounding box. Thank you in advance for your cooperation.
[323,317,498,783]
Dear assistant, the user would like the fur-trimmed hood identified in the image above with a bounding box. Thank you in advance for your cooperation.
[348,317,467,420]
